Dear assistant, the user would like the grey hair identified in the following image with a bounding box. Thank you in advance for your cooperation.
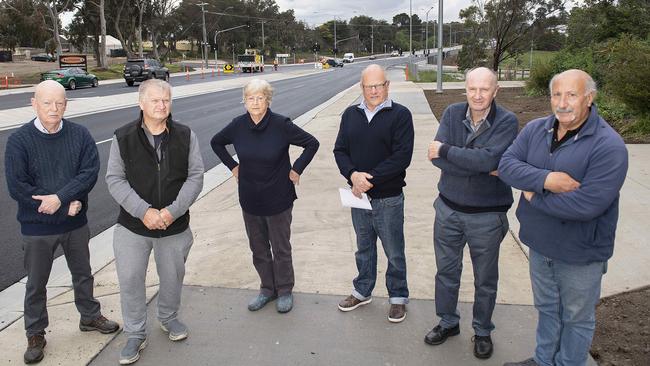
[465,67,498,85]
[549,71,597,95]
[243,79,274,103]
[138,79,172,101]
[360,64,389,83]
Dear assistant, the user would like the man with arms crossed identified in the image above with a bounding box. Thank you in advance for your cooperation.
[499,69,628,366]
[425,67,518,359]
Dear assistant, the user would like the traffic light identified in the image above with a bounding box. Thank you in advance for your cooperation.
[333,47,338,54]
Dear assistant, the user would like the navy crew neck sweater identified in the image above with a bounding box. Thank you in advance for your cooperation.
[211,109,319,216]
[5,119,100,235]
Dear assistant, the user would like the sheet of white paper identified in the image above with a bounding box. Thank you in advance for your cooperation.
[339,188,372,210]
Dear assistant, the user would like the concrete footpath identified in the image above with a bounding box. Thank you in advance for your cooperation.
[1,68,647,365]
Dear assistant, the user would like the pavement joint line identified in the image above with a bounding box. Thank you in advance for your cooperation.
[0,72,359,334]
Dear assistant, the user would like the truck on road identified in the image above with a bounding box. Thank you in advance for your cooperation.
[237,49,264,73]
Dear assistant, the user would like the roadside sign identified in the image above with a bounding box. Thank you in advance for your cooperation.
[59,54,88,71]
[224,64,234,73]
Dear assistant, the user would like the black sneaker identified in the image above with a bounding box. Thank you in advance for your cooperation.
[24,334,46,364]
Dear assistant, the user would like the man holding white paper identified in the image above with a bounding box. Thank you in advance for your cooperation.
[333,64,414,323]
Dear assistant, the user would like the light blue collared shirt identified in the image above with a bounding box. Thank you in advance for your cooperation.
[358,98,392,123]
[34,117,63,134]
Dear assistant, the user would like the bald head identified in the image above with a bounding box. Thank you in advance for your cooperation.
[360,64,387,83]
[465,67,498,88]
[549,69,597,96]
[31,80,67,131]
[34,80,66,100]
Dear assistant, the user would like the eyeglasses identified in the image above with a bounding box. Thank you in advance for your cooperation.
[362,81,388,91]
[244,96,267,103]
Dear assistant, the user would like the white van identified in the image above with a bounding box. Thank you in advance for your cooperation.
[343,53,355,63]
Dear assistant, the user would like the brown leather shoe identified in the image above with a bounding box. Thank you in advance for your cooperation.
[337,295,372,312]
[79,315,120,334]
[24,334,46,364]
[388,304,407,323]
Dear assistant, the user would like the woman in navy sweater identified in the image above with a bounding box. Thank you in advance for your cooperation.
[210,79,319,313]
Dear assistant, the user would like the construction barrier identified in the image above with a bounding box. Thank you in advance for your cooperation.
[185,66,190,81]
[2,75,22,89]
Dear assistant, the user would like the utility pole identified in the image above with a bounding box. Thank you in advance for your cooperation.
[371,24,374,55]
[261,20,267,50]
[334,19,337,58]
[198,2,208,68]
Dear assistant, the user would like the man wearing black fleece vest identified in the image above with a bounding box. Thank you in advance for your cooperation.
[5,80,119,364]
[334,64,414,323]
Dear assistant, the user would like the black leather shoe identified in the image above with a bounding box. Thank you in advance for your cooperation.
[473,335,493,359]
[424,324,460,345]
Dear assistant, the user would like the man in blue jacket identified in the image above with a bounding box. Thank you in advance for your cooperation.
[499,69,628,366]
[5,80,120,364]
[424,67,519,359]
[334,64,414,323]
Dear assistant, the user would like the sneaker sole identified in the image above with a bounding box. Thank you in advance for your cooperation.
[338,297,372,312]
[388,312,407,323]
[160,324,188,341]
[119,339,147,365]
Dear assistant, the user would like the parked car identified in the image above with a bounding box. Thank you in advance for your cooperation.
[369,55,376,60]
[31,53,56,62]
[390,50,400,57]
[40,68,98,90]
[322,58,344,68]
[123,58,169,86]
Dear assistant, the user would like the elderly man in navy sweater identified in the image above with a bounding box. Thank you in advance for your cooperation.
[334,64,414,323]
[5,80,119,364]
[500,70,628,366]
[424,67,518,359]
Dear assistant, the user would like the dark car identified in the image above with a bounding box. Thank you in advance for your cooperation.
[40,68,98,90]
[123,58,169,86]
[31,53,56,62]
[323,58,344,68]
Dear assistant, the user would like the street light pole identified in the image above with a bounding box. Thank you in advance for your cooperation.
[214,24,249,70]
[197,2,208,68]
[437,0,443,93]
[334,19,337,58]
[409,0,412,56]
[371,24,374,55]
[426,6,434,53]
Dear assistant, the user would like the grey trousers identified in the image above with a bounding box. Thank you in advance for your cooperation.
[22,224,101,337]
[242,206,294,297]
[113,224,193,340]
[433,197,509,336]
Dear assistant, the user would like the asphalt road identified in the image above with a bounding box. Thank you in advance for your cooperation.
[0,58,406,290]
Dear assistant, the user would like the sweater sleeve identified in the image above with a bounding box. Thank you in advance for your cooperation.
[4,133,47,210]
[105,135,151,220]
[367,108,414,185]
[55,127,100,204]
[498,122,551,194]
[431,106,480,177]
[529,143,628,221]
[165,131,205,219]
[333,113,357,180]
[285,118,320,174]
[210,120,239,171]
[442,111,519,173]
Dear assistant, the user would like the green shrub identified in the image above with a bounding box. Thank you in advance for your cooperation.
[526,61,555,95]
[603,35,650,114]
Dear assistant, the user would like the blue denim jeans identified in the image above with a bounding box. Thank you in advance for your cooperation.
[433,197,508,336]
[529,249,606,366]
[350,193,408,304]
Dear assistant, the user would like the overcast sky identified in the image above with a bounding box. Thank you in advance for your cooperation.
[276,0,471,25]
